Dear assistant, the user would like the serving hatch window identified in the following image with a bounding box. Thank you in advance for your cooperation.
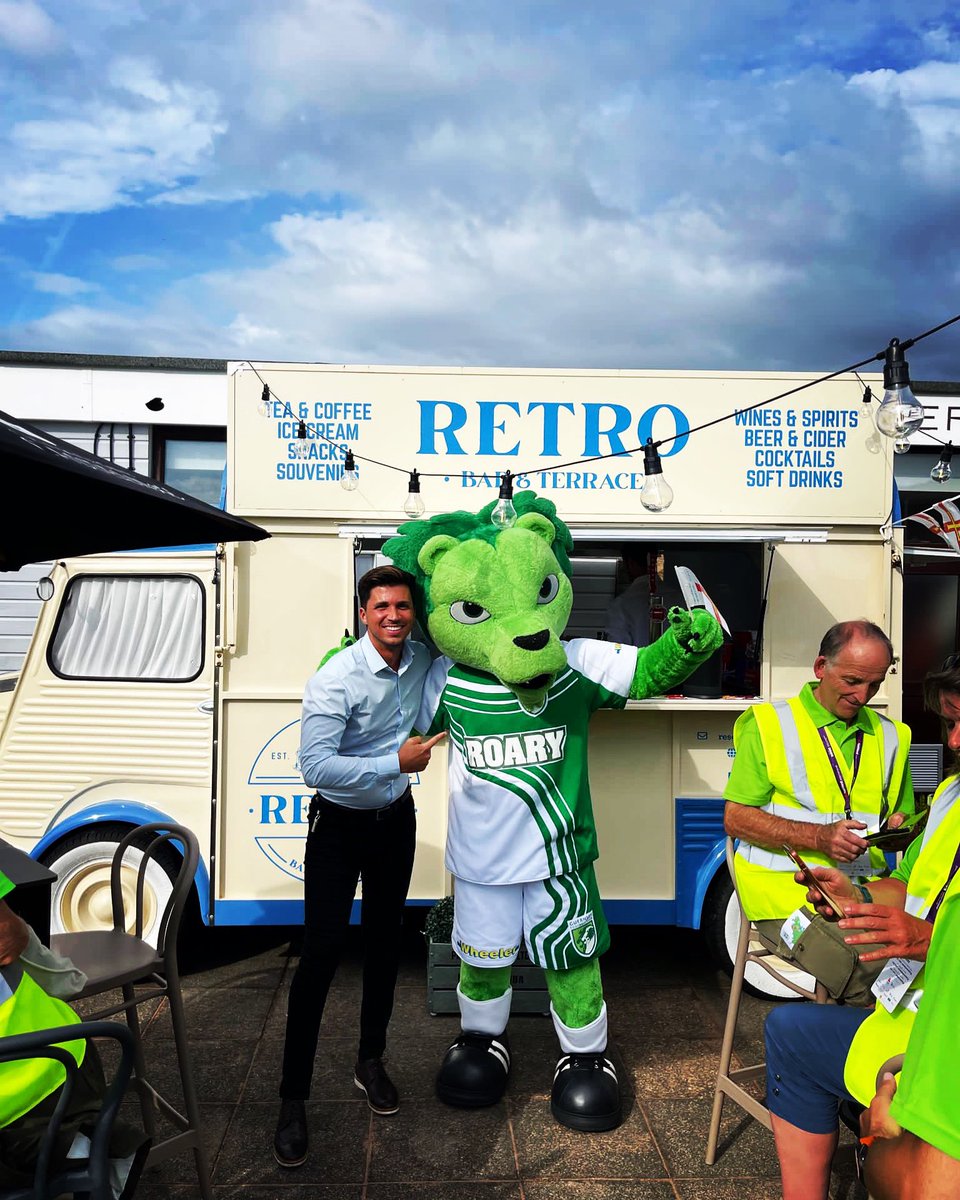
[49,575,205,681]
[567,541,765,697]
[363,532,765,697]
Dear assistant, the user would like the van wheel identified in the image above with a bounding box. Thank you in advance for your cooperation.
[700,871,814,1001]
[40,824,178,948]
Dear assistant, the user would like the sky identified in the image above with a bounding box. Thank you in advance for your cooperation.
[2,0,960,376]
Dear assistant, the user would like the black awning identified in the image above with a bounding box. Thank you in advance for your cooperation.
[0,409,269,570]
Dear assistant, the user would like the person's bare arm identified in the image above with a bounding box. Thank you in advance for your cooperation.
[0,899,29,965]
[864,1075,960,1200]
[724,800,869,861]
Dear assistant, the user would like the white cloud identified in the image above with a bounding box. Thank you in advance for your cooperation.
[109,253,167,272]
[1,61,225,219]
[29,271,95,295]
[850,61,960,181]
[0,1,61,56]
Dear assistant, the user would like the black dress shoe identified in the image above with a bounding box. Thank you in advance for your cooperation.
[436,1032,511,1108]
[274,1098,308,1167]
[551,1050,622,1133]
[354,1058,400,1114]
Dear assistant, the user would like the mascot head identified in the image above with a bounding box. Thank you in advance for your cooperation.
[383,492,574,711]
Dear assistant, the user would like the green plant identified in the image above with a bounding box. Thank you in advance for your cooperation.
[424,895,455,943]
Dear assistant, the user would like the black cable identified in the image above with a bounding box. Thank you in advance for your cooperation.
[236,310,960,485]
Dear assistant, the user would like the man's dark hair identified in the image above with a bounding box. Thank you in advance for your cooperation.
[923,654,960,768]
[818,619,894,666]
[358,565,416,608]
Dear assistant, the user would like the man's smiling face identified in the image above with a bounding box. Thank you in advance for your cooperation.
[359,584,415,663]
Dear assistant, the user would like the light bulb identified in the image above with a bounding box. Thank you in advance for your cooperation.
[640,439,674,512]
[490,472,517,530]
[932,447,953,483]
[341,448,359,491]
[294,420,309,460]
[258,384,272,418]
[403,469,425,517]
[894,436,911,454]
[875,338,924,439]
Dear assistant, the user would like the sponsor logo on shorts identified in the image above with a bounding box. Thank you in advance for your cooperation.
[456,940,520,960]
[568,913,598,957]
[463,726,567,770]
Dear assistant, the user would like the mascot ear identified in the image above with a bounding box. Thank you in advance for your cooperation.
[418,534,459,577]
[515,512,556,545]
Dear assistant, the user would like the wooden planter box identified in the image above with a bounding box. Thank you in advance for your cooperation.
[426,941,550,1016]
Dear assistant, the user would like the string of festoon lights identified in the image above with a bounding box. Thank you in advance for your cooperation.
[245,312,960,525]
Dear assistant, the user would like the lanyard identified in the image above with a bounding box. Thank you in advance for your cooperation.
[817,727,863,821]
[924,840,960,926]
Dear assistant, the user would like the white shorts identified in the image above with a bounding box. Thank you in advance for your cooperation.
[451,865,609,971]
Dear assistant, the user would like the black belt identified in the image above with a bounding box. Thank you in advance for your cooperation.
[313,786,412,822]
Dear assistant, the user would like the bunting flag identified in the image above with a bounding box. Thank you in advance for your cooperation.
[906,498,960,550]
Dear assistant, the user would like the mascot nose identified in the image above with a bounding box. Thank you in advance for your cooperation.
[513,629,550,651]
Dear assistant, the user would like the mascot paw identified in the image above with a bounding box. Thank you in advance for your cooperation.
[319,631,357,669]
[666,606,723,655]
[436,1032,511,1108]
[551,1050,622,1133]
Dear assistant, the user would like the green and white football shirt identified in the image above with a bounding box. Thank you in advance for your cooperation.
[418,639,637,885]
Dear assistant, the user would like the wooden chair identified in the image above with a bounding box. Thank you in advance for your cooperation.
[705,836,828,1164]
[0,1019,144,1200]
[50,822,211,1199]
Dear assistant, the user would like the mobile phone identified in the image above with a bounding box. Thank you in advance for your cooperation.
[865,808,928,849]
[781,845,849,921]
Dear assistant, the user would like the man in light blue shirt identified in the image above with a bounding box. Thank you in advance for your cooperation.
[275,566,443,1168]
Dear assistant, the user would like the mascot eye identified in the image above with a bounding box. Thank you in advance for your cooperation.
[449,600,490,625]
[537,574,560,605]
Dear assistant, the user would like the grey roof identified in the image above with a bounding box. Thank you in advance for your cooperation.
[0,350,227,372]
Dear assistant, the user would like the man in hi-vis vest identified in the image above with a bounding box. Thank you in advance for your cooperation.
[761,657,960,1200]
[723,620,914,1004]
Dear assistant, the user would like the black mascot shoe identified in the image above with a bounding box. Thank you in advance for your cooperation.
[273,1098,308,1167]
[436,1031,511,1108]
[551,1050,622,1133]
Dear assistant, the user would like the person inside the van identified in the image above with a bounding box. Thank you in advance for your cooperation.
[274,565,444,1169]
[723,619,914,1003]
[761,655,960,1200]
[605,547,651,646]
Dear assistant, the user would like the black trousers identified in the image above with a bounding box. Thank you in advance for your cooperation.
[279,789,416,1100]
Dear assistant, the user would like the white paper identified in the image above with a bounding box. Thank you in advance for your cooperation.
[872,957,923,1013]
[673,566,731,635]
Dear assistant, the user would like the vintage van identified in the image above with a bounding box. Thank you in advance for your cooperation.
[0,363,932,998]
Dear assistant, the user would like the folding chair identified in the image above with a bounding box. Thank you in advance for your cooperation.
[50,822,211,1199]
[0,1019,144,1200]
[705,836,828,1164]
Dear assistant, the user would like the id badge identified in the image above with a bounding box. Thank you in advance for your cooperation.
[780,907,812,951]
[837,852,873,878]
[871,957,923,1013]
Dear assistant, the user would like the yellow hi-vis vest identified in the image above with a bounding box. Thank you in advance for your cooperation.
[0,960,85,1128]
[733,697,910,920]
[843,773,960,1105]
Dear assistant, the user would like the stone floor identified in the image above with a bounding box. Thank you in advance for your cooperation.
[114,918,866,1200]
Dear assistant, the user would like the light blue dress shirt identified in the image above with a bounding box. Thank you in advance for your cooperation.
[298,633,431,809]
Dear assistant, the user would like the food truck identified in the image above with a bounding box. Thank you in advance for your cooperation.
[0,363,920,997]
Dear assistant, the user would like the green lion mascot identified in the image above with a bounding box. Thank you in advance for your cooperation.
[383,491,722,1132]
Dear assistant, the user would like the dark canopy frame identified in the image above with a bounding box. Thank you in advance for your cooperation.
[0,409,268,570]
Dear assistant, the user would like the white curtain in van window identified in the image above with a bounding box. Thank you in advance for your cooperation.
[51,576,203,680]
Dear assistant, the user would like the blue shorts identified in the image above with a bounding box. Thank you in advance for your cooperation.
[764,1003,871,1133]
